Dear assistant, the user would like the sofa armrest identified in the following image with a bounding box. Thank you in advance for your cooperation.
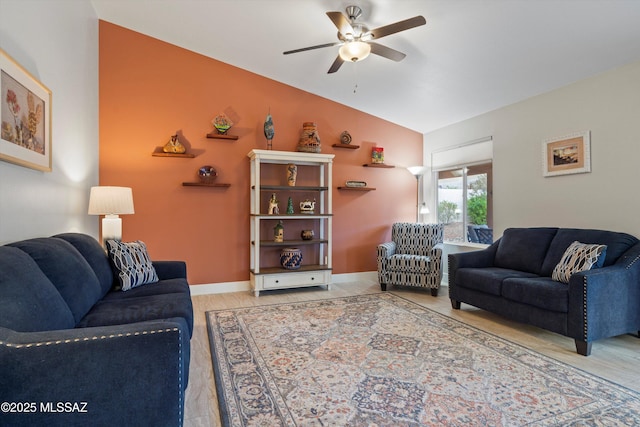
[0,320,188,427]
[448,243,498,286]
[567,242,640,343]
[153,260,187,280]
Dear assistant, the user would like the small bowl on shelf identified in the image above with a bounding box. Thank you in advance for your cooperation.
[198,165,218,183]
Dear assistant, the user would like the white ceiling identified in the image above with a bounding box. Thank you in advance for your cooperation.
[91,0,640,134]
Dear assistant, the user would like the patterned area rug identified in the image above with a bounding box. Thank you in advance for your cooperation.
[206,293,640,426]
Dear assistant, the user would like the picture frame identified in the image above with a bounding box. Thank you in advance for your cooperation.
[1,48,52,172]
[542,131,590,177]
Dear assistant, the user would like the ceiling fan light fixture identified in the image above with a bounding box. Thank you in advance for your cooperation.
[339,41,371,62]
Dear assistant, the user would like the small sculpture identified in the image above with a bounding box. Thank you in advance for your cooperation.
[264,112,274,150]
[286,197,294,215]
[163,133,186,154]
[299,199,316,214]
[268,193,279,215]
[287,163,297,186]
[340,130,352,145]
[274,221,284,242]
[212,113,233,134]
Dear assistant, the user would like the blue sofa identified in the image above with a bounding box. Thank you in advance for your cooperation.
[0,233,193,426]
[448,227,640,355]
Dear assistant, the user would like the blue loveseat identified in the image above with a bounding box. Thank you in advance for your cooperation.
[0,233,193,426]
[449,227,640,355]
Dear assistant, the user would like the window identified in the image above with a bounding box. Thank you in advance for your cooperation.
[432,137,493,244]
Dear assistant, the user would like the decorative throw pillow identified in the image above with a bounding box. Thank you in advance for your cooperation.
[106,240,159,291]
[552,241,607,284]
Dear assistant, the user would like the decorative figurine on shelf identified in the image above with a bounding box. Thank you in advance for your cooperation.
[301,229,314,240]
[297,122,321,153]
[268,193,279,215]
[299,199,316,214]
[163,133,186,154]
[264,111,274,150]
[286,197,294,214]
[274,221,284,242]
[287,163,297,186]
[372,147,384,164]
[340,130,352,145]
[212,113,233,134]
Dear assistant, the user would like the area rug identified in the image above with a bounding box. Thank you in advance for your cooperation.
[206,293,640,426]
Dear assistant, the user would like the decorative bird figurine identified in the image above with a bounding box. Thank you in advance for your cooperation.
[264,112,274,150]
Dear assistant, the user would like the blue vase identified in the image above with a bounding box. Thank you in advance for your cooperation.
[280,247,302,270]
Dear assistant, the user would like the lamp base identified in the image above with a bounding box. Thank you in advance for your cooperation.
[102,214,122,247]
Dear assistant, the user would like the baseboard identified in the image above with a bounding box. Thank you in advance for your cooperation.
[189,271,378,296]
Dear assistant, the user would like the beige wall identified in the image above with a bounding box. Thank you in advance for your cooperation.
[0,0,99,243]
[424,59,640,240]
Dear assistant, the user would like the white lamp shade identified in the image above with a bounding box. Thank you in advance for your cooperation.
[339,41,371,62]
[407,166,426,176]
[88,186,134,215]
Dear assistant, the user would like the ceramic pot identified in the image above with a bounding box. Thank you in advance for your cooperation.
[300,230,314,240]
[297,122,321,153]
[280,247,302,270]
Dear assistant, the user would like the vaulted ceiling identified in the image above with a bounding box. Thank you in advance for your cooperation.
[91,0,640,134]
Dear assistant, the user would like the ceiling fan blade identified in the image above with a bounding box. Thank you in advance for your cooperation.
[283,42,341,55]
[368,16,426,40]
[326,11,355,37]
[369,42,406,62]
[327,55,345,74]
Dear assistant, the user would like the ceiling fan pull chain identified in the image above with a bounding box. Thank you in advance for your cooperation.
[353,62,359,94]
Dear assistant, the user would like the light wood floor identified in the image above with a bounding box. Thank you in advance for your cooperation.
[183,280,640,426]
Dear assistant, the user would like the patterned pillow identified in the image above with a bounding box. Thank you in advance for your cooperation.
[552,241,607,284]
[106,240,159,291]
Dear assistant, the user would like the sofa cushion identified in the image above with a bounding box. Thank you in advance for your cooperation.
[54,232,115,297]
[455,267,539,296]
[388,254,432,273]
[502,277,569,313]
[0,246,75,332]
[106,240,159,291]
[101,278,190,301]
[7,238,103,324]
[494,228,558,275]
[540,228,639,276]
[551,241,607,283]
[78,292,194,336]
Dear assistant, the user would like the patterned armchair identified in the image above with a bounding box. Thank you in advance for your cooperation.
[377,223,444,296]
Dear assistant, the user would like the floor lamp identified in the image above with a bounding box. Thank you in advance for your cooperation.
[407,166,426,222]
[88,186,135,247]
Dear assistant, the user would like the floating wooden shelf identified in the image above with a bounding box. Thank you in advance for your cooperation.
[152,152,195,158]
[337,186,376,191]
[332,143,360,149]
[363,163,395,168]
[182,182,231,187]
[206,132,238,140]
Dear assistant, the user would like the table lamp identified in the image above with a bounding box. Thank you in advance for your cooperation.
[88,186,134,246]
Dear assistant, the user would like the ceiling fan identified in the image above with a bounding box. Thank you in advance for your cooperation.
[283,5,426,74]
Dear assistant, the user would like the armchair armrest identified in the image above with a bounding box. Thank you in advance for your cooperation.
[153,260,187,280]
[376,242,396,285]
[567,242,640,346]
[0,319,188,427]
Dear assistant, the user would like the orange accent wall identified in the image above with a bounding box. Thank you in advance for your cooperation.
[99,21,422,286]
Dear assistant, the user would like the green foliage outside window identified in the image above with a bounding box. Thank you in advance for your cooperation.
[467,174,488,225]
[438,200,458,224]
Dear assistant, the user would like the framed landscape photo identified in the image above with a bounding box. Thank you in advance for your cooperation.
[542,131,590,177]
[1,48,52,172]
